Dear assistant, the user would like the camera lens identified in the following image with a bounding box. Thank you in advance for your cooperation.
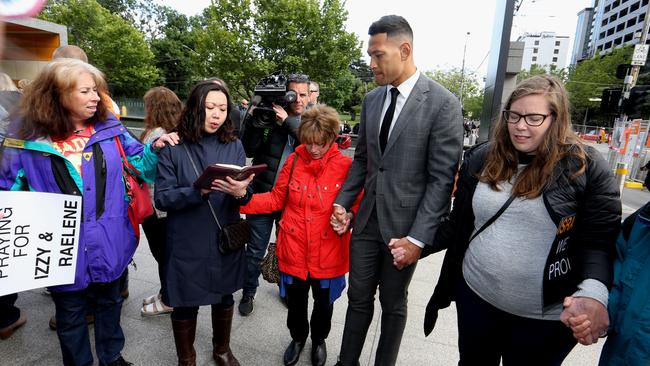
[284,90,297,104]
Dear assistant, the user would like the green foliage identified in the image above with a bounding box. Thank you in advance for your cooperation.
[149,7,202,99]
[566,46,631,126]
[41,0,360,106]
[425,67,483,118]
[463,93,484,120]
[40,0,159,97]
[319,70,356,110]
[197,0,361,103]
[517,64,568,83]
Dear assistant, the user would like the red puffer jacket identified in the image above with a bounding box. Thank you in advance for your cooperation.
[240,143,360,279]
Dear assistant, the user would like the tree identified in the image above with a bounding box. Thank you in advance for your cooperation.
[425,67,482,118]
[148,7,202,98]
[463,92,484,120]
[566,45,632,126]
[319,69,356,111]
[40,0,159,97]
[195,0,361,102]
[341,58,375,117]
[517,64,568,83]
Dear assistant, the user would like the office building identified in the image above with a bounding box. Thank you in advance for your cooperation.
[571,0,649,64]
[517,32,570,71]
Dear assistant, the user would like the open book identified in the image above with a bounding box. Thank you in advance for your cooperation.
[193,163,267,189]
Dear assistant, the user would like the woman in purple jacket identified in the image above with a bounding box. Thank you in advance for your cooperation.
[0,58,177,366]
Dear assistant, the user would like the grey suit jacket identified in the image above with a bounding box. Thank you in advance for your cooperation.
[335,74,463,248]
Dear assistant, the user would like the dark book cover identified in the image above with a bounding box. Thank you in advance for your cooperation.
[193,163,267,189]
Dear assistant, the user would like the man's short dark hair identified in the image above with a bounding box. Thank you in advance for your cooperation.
[368,15,413,42]
[287,73,310,85]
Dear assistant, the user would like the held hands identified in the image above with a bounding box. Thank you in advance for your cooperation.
[204,174,254,197]
[560,296,609,345]
[389,238,422,270]
[272,103,288,124]
[330,205,352,235]
[153,132,179,150]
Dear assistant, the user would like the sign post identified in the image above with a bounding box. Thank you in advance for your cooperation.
[632,44,649,66]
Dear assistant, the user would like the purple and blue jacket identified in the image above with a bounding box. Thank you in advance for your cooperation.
[0,114,159,292]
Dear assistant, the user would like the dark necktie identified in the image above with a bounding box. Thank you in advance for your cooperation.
[379,87,399,153]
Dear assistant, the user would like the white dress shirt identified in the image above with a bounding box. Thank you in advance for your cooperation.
[379,70,421,141]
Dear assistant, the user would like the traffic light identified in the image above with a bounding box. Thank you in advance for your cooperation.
[623,85,650,118]
[616,64,632,79]
[601,88,622,113]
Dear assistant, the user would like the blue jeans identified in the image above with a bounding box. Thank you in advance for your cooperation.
[51,277,125,366]
[243,213,275,297]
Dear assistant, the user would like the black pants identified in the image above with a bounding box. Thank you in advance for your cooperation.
[286,276,333,343]
[455,278,576,366]
[141,215,168,292]
[171,294,234,321]
[339,209,417,366]
[0,293,19,328]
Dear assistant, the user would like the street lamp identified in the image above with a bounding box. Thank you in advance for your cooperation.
[459,31,471,110]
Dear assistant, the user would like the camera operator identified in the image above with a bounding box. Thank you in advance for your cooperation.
[239,73,310,316]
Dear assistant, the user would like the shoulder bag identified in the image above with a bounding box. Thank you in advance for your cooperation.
[183,144,250,255]
[115,135,154,241]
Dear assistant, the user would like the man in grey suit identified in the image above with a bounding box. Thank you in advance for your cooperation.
[331,15,463,366]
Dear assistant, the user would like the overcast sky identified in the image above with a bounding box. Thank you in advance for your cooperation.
[158,0,593,78]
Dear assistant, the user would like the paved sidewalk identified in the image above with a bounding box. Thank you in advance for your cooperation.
[0,233,604,365]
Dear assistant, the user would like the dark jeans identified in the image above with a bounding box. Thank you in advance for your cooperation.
[455,278,577,366]
[286,276,333,343]
[242,213,275,297]
[0,293,19,328]
[51,277,125,366]
[339,209,417,366]
[171,294,235,321]
[142,215,168,293]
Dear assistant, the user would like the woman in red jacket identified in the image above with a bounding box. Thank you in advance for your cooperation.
[228,105,358,366]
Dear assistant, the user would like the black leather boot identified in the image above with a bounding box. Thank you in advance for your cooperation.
[283,340,305,366]
[211,305,240,366]
[311,340,326,366]
[171,318,197,366]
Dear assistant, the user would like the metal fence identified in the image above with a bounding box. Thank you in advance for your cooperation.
[114,97,145,118]
[573,124,612,136]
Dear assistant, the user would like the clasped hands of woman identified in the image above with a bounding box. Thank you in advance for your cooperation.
[330,206,420,270]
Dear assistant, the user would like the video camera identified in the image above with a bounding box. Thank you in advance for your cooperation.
[248,73,298,129]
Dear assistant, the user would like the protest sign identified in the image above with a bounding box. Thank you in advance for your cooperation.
[0,191,81,296]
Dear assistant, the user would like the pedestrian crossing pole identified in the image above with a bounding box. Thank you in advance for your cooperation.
[615,5,650,196]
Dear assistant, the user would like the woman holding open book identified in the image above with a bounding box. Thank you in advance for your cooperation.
[154,80,253,366]
[219,105,360,366]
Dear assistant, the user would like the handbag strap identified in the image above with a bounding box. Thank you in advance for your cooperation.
[284,155,298,208]
[182,144,223,231]
[114,135,142,176]
[468,194,516,243]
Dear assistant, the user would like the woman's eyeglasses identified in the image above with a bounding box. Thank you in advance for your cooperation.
[502,110,551,126]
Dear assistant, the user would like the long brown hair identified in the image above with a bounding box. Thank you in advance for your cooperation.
[18,59,108,140]
[140,86,182,141]
[481,75,586,198]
